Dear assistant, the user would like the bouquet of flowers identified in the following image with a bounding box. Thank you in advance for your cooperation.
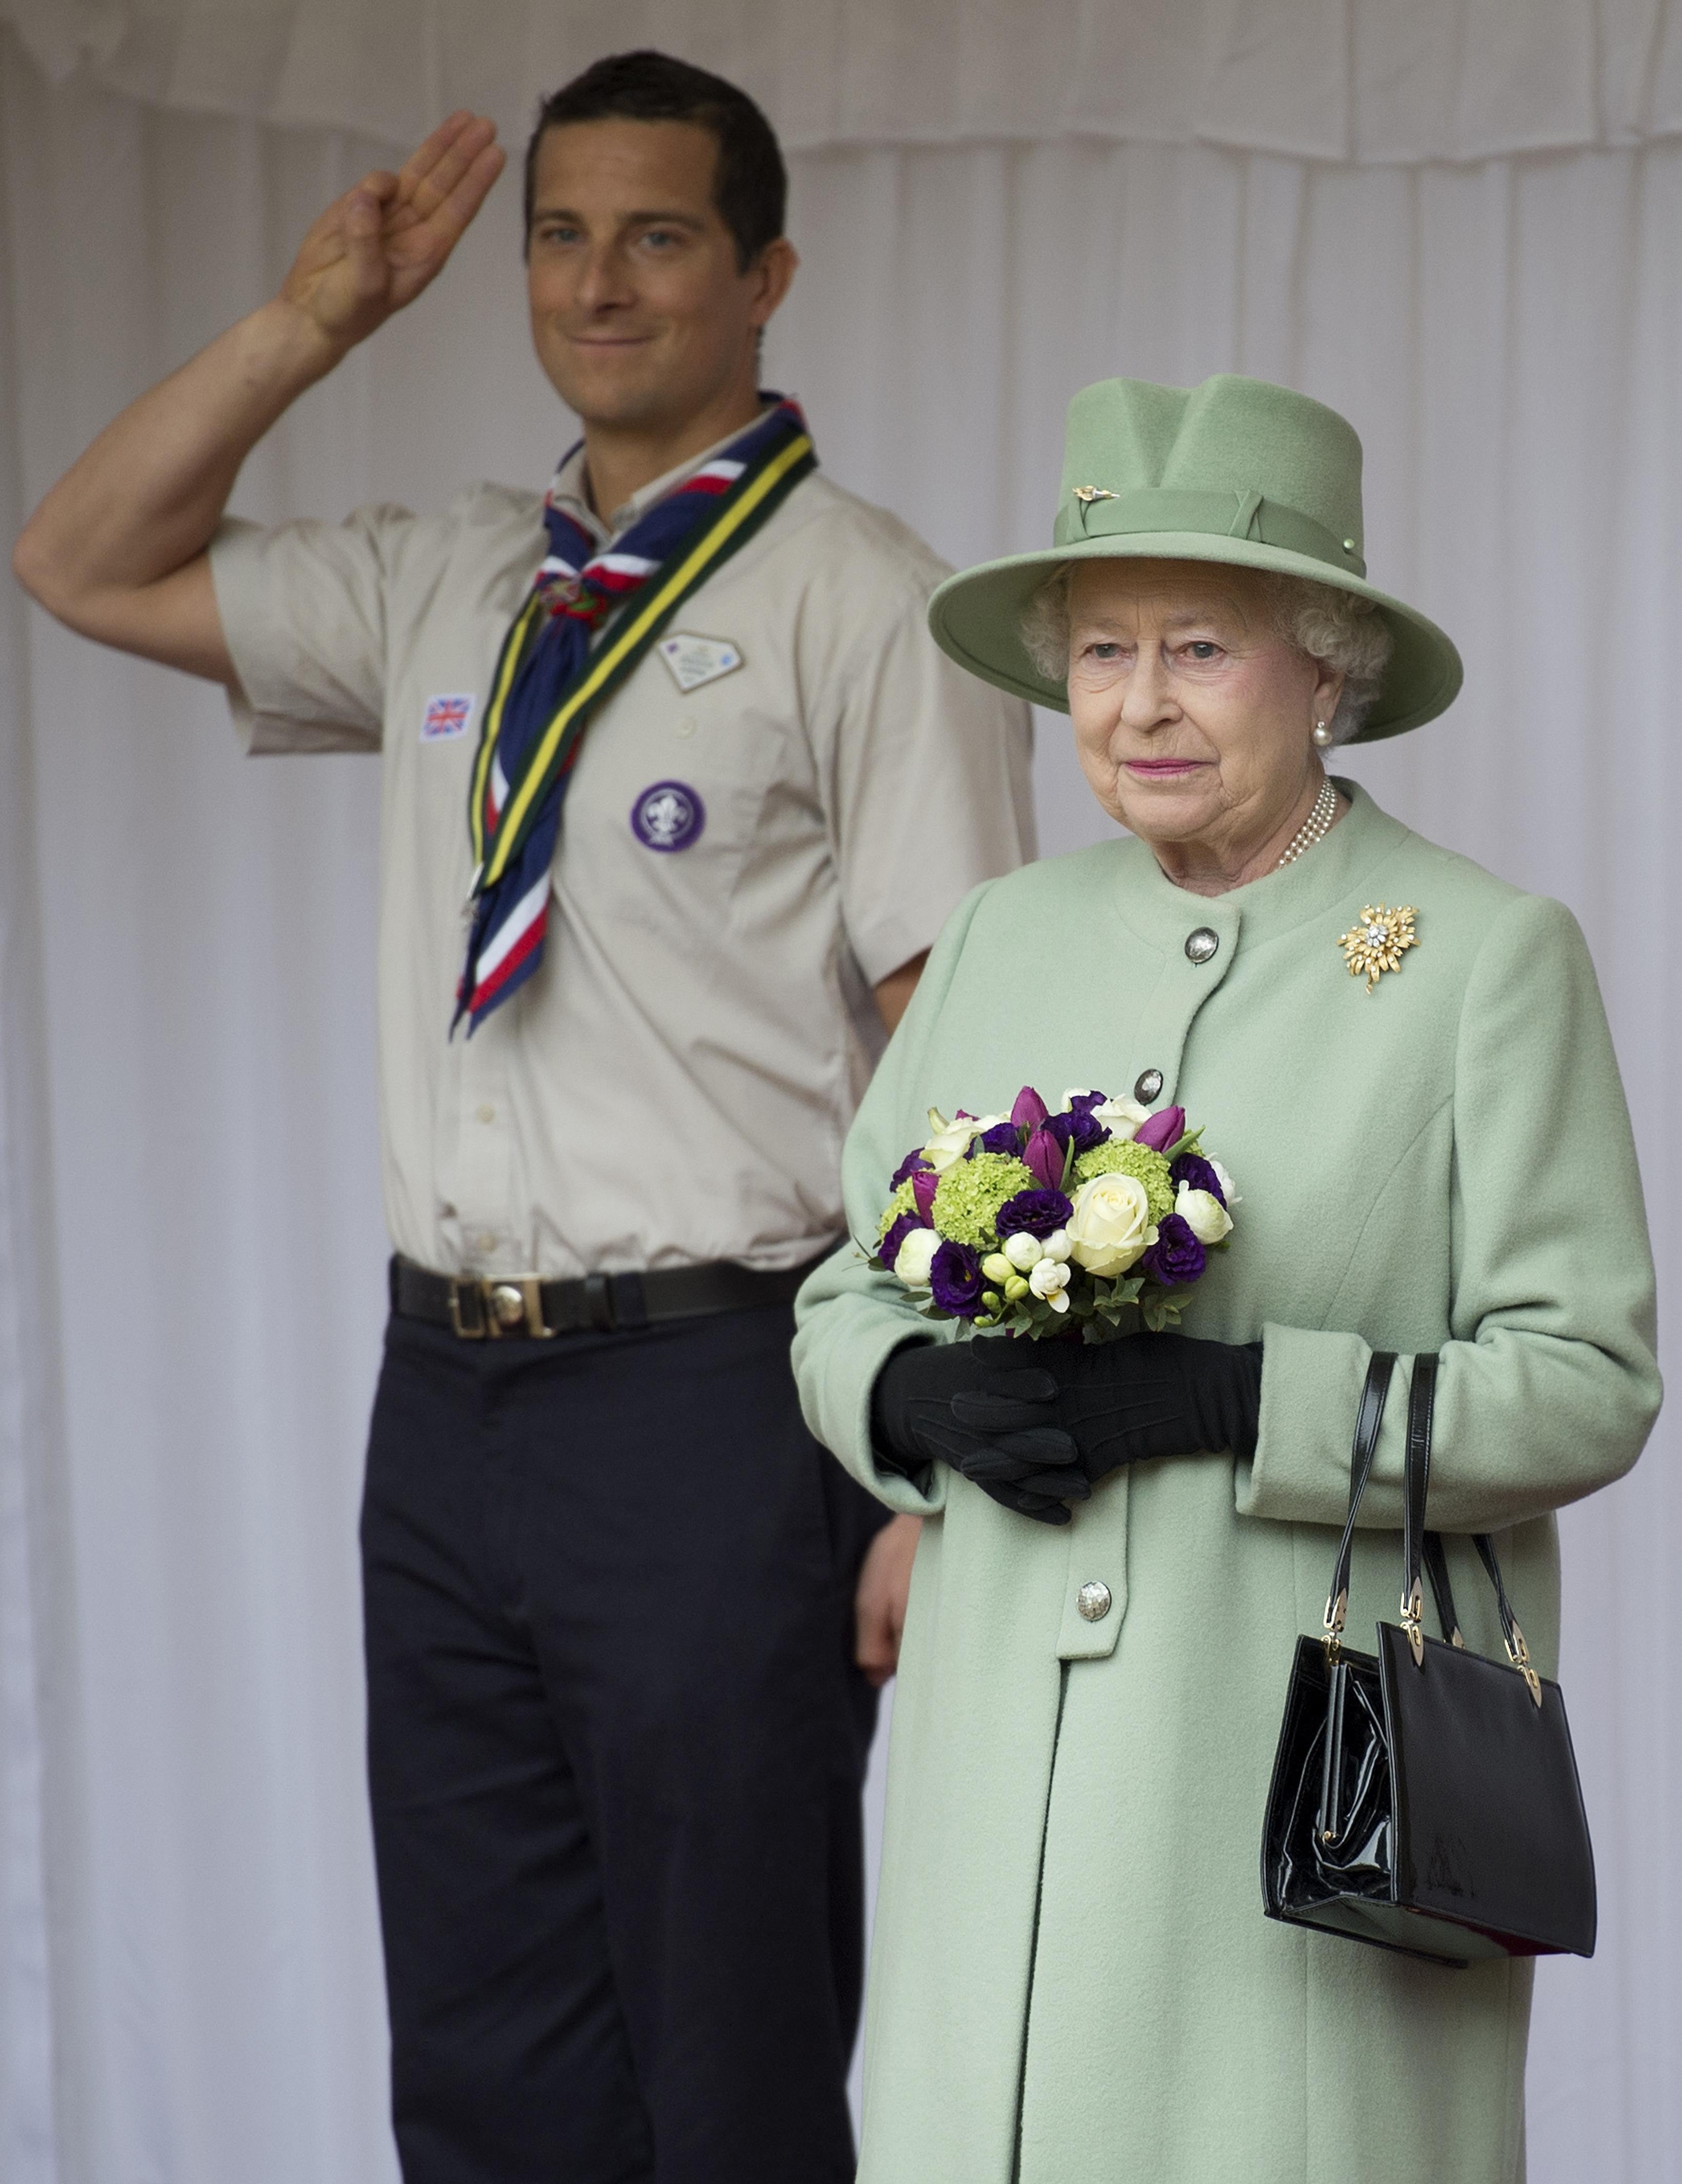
[869,1085,1237,1339]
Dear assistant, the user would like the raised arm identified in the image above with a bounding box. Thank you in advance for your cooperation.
[11,111,505,684]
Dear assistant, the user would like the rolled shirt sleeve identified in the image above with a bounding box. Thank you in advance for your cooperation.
[1242,892,1661,1533]
[207,507,409,753]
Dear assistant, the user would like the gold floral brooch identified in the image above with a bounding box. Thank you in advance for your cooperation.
[1338,904,1418,992]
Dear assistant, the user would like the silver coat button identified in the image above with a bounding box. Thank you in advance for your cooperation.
[1134,1068,1163,1103]
[490,1283,526,1328]
[1185,926,1220,964]
[1076,1579,1112,1622]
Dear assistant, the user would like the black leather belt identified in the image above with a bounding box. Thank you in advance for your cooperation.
[389,1247,837,1341]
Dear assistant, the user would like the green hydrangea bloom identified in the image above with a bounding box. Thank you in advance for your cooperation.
[1073,1139,1175,1224]
[931,1153,1037,1250]
[877,1177,919,1239]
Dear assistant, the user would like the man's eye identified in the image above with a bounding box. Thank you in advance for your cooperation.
[536,224,580,246]
[640,229,682,249]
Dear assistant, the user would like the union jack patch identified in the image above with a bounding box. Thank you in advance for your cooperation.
[421,692,476,742]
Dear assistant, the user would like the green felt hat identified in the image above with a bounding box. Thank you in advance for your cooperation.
[927,374,1461,740]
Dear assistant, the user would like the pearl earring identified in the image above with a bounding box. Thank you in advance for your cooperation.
[1312,720,1334,749]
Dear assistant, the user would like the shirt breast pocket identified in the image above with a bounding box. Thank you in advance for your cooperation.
[564,677,806,950]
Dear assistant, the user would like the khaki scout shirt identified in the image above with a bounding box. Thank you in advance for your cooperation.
[209,428,1034,1278]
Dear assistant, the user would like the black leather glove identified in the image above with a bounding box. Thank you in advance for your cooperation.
[871,1334,1264,1525]
[965,1333,1264,1483]
[870,1340,1092,1526]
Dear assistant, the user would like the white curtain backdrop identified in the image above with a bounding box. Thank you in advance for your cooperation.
[1,14,1678,2182]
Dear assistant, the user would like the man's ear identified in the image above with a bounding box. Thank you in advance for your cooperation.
[747,236,798,329]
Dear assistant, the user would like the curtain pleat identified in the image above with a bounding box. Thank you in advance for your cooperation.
[9,0,1682,162]
[1,27,1677,2183]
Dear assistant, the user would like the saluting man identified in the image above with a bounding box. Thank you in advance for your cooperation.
[14,49,1032,2184]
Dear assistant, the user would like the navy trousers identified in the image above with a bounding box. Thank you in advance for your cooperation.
[361,1302,887,2184]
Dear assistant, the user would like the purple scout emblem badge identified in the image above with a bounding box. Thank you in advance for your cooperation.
[631,781,706,852]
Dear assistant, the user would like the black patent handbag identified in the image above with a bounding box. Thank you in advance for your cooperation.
[1260,1351,1597,1966]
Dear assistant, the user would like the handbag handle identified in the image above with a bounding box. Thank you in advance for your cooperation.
[1400,1353,1543,1705]
[1322,1351,1396,1656]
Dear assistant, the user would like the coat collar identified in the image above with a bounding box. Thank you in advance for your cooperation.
[1107,781,1414,957]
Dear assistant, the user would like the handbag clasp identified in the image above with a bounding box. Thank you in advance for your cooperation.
[1321,1586,1348,1665]
[1505,1620,1544,1709]
[1400,1580,1425,1667]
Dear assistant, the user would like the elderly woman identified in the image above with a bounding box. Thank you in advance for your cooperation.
[792,374,1659,2184]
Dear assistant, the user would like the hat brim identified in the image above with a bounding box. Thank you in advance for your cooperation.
[927,533,1461,741]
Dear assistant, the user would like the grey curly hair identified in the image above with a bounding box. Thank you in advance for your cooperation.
[1019,565,1394,745]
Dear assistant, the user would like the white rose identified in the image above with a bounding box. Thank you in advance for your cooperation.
[1061,1091,1151,1142]
[1210,1158,1240,1207]
[1003,1230,1045,1272]
[1028,1259,1071,1313]
[1040,1228,1071,1264]
[893,1227,940,1289]
[1174,1183,1233,1245]
[920,1107,1009,1173]
[1065,1173,1155,1277]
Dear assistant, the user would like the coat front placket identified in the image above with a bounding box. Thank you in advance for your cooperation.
[1052,887,1240,1666]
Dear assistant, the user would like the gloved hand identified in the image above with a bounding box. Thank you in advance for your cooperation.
[870,1339,1091,1525]
[871,1334,1264,1525]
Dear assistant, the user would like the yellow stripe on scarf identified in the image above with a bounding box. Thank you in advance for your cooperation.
[482,432,813,885]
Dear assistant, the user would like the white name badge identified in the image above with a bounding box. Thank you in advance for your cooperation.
[420,692,477,742]
[657,633,743,694]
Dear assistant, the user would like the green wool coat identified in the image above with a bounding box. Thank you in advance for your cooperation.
[792,784,1659,2184]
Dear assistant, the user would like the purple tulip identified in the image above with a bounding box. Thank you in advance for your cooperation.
[890,1149,933,1188]
[1170,1151,1225,1206]
[930,1240,985,1318]
[996,1188,1074,1240]
[880,1212,928,1268]
[1023,1124,1067,1192]
[1134,1104,1186,1154]
[911,1168,939,1219]
[1010,1085,1049,1131]
[1140,1213,1206,1288]
[975,1121,1025,1157]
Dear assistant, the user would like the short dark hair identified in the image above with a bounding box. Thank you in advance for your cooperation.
[524,50,786,271]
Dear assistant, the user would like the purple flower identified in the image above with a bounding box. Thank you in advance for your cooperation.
[1134,1104,1186,1154]
[930,1240,985,1318]
[1169,1152,1225,1206]
[890,1149,933,1188]
[1010,1085,1049,1131]
[1047,1106,1109,1158]
[974,1121,1026,1157]
[1023,1124,1067,1192]
[880,1212,928,1268]
[1140,1213,1206,1288]
[996,1188,1074,1240]
[911,1168,939,1220]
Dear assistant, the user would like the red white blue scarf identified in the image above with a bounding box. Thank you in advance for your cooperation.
[455,397,817,1031]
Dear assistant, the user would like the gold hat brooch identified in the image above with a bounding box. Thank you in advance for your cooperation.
[1338,904,1418,992]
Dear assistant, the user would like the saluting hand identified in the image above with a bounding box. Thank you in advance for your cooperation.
[279,111,506,354]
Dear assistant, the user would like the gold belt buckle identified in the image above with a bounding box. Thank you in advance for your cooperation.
[447,1275,553,1339]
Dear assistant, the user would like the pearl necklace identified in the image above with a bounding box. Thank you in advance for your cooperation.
[1276,777,1338,869]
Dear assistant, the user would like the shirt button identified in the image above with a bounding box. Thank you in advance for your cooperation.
[1076,1580,1112,1622]
[475,1231,496,1254]
[1134,1068,1164,1104]
[1185,927,1220,964]
[476,1103,495,1124]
